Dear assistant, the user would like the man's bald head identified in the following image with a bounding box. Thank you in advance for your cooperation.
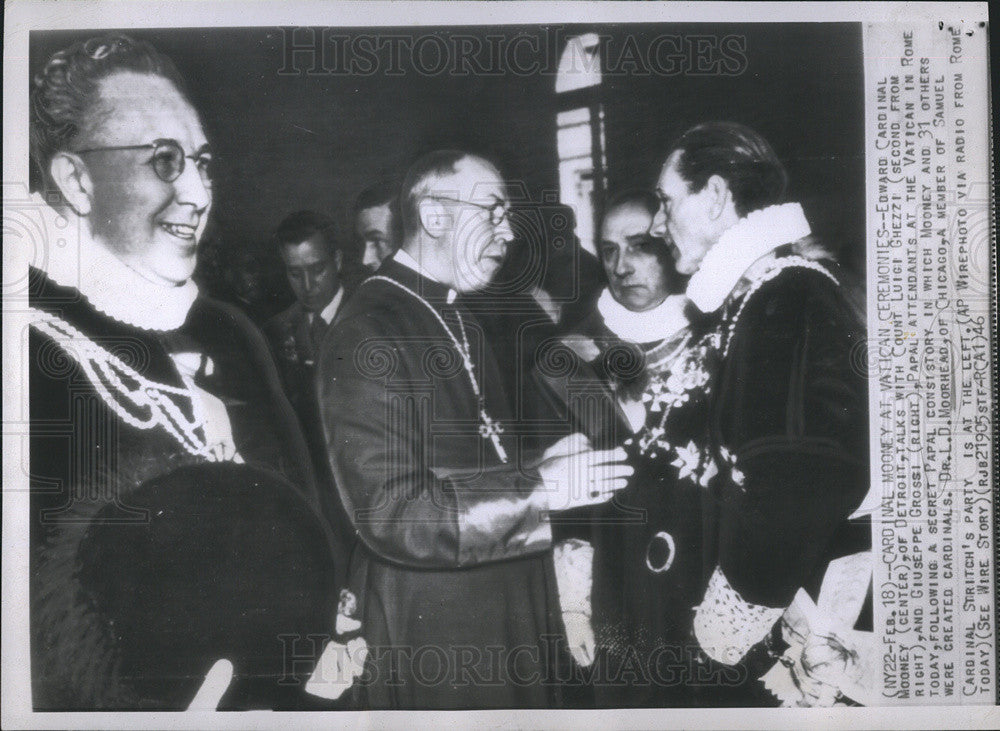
[400,151,502,242]
[398,150,514,292]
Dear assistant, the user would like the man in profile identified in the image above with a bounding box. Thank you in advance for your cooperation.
[585,122,870,706]
[352,180,401,274]
[317,150,632,709]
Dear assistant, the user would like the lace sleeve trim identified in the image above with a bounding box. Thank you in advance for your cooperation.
[693,565,784,665]
[552,538,594,616]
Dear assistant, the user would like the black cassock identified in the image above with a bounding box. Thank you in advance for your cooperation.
[318,257,565,709]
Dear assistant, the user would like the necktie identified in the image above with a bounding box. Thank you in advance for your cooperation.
[309,313,327,353]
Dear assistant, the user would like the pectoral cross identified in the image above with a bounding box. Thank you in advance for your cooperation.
[479,410,508,463]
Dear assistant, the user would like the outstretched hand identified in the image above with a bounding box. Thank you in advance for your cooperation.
[538,433,632,512]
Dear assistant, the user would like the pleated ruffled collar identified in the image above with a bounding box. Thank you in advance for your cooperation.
[596,288,689,345]
[33,194,198,332]
[686,203,811,314]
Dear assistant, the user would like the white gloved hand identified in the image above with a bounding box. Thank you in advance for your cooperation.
[563,611,596,667]
[304,637,369,700]
[186,658,234,711]
[552,538,596,668]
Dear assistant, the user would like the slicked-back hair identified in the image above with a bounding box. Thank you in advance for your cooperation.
[671,121,787,217]
[30,34,191,189]
[400,150,501,241]
[353,180,398,215]
[353,180,403,245]
[272,210,343,258]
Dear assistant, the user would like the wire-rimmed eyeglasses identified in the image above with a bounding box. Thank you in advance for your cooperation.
[425,195,510,225]
[73,138,213,186]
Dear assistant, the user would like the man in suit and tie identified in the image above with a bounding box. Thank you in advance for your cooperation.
[266,210,348,375]
[265,211,355,574]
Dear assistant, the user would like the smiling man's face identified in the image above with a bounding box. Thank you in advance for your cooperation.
[80,71,212,286]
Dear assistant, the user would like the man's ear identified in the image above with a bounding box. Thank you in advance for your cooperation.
[417,198,450,239]
[704,174,733,221]
[49,152,94,217]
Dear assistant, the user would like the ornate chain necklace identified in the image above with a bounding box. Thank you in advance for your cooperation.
[721,256,839,358]
[29,307,217,460]
[366,275,509,464]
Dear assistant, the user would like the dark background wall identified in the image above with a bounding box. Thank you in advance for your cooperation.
[31,23,863,315]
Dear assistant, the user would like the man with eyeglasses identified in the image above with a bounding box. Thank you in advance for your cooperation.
[27,34,356,710]
[317,150,633,709]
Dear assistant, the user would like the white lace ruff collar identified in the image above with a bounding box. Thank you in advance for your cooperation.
[33,194,198,331]
[597,288,689,344]
[686,203,811,313]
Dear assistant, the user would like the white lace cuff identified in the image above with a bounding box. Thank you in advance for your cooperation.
[552,538,593,616]
[693,565,784,665]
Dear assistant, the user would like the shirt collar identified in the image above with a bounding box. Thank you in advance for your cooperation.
[32,194,198,331]
[686,202,811,313]
[317,287,344,324]
[392,248,457,304]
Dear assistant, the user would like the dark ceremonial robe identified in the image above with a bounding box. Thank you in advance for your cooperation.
[317,257,564,709]
[529,308,677,709]
[462,291,624,709]
[590,245,870,707]
[459,290,563,441]
[28,264,339,709]
[531,309,651,448]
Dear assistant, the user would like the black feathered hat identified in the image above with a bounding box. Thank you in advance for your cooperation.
[33,462,338,710]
